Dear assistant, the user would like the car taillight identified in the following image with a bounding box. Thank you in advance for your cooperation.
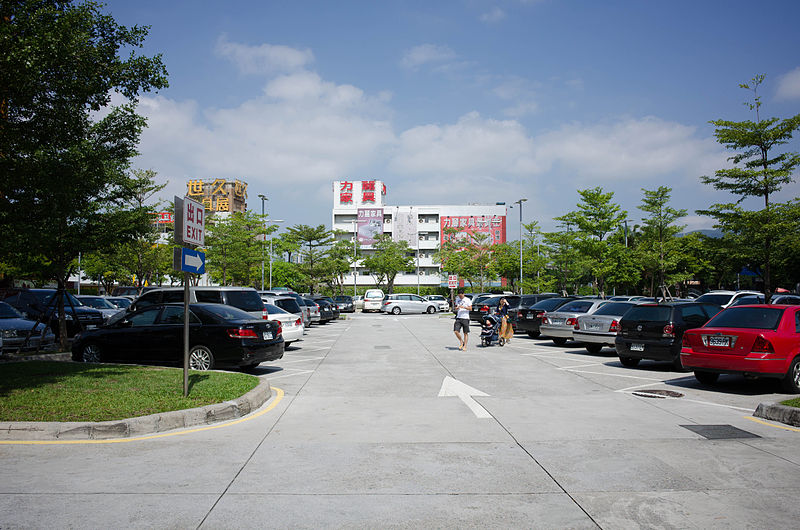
[228,327,258,339]
[541,316,549,324]
[262,308,268,320]
[609,320,619,333]
[681,333,691,348]
[567,317,578,329]
[481,305,489,313]
[751,336,774,353]
[663,324,674,338]
[295,318,302,326]
[276,322,283,336]
[384,301,391,305]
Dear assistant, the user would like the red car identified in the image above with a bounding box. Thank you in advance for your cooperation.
[680,304,800,393]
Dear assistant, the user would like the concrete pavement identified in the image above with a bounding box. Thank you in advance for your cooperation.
[0,313,798,528]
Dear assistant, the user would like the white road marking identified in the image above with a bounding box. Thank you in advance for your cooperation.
[438,376,492,419]
[561,369,666,381]
[267,370,315,380]
[278,356,325,364]
[557,362,605,370]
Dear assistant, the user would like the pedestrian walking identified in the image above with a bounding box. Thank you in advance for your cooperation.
[497,297,513,343]
[453,292,472,350]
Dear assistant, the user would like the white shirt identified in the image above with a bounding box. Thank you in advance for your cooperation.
[455,297,472,319]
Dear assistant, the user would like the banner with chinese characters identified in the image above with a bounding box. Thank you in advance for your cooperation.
[357,208,384,247]
[392,207,417,248]
[440,215,506,247]
[185,179,248,213]
[335,180,387,207]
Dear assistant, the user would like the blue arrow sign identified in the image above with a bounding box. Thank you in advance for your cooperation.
[179,248,205,274]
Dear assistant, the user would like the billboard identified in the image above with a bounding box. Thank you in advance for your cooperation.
[392,207,417,248]
[357,208,383,247]
[440,215,506,247]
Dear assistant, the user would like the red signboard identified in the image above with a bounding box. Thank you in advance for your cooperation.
[440,215,506,247]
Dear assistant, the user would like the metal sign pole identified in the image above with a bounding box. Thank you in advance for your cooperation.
[183,271,190,397]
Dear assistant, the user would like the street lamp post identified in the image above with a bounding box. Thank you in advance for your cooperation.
[514,198,528,294]
[258,194,267,291]
[352,219,358,297]
[266,219,284,290]
[622,219,634,247]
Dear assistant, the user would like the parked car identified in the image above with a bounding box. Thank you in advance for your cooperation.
[261,294,306,328]
[772,294,800,305]
[105,297,132,310]
[680,304,800,392]
[615,301,722,369]
[694,290,762,308]
[425,295,450,312]
[363,289,385,312]
[729,295,765,307]
[76,295,124,323]
[573,301,638,353]
[382,294,438,315]
[516,297,577,338]
[261,290,313,326]
[0,301,55,353]
[540,299,609,345]
[72,303,283,371]
[332,295,355,313]
[353,295,364,311]
[263,303,304,345]
[469,295,522,323]
[316,299,336,322]
[312,296,340,319]
[129,287,266,319]
[3,289,104,339]
[111,286,157,297]
[301,297,322,324]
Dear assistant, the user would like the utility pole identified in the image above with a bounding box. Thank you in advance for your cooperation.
[352,219,358,297]
[258,194,267,291]
[514,198,527,294]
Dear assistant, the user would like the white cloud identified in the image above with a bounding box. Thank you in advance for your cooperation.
[479,7,506,23]
[215,35,314,75]
[400,44,457,71]
[492,77,540,117]
[775,66,800,100]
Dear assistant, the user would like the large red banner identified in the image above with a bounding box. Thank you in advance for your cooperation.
[440,215,506,247]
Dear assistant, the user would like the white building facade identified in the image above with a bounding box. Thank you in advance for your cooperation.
[331,180,508,289]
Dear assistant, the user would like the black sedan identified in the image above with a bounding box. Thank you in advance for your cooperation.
[332,295,355,313]
[0,302,56,353]
[71,303,284,371]
[316,300,337,322]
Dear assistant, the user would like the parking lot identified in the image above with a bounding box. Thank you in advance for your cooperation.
[1,312,798,528]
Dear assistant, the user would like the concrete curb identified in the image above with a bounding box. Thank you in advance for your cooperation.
[0,352,72,363]
[754,402,800,428]
[0,379,272,441]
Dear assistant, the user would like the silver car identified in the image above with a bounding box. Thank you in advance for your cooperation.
[76,295,124,323]
[382,294,438,315]
[573,301,637,353]
[540,299,608,345]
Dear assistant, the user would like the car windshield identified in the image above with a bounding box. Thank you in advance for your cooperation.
[274,299,301,313]
[79,297,116,309]
[33,291,83,307]
[706,307,784,330]
[623,305,672,322]
[225,290,264,311]
[0,302,22,318]
[365,290,383,299]
[730,296,764,307]
[333,296,351,302]
[264,303,289,315]
[198,304,260,321]
[592,302,635,317]
[557,301,594,313]
[107,298,131,308]
[695,293,734,306]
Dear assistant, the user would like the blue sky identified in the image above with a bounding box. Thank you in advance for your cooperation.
[105,0,800,239]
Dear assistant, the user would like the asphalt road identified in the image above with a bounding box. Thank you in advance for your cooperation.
[1,312,799,529]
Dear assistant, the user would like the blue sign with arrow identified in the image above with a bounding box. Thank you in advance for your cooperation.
[173,247,205,274]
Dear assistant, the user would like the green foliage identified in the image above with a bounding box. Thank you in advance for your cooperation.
[361,235,414,293]
[205,211,270,287]
[637,186,689,295]
[285,224,334,293]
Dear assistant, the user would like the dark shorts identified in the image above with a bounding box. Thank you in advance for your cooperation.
[453,318,470,333]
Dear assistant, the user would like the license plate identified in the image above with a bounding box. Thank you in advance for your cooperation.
[587,323,602,331]
[526,314,534,319]
[262,331,273,340]
[85,325,97,330]
[551,318,565,326]
[630,343,644,352]
[708,336,730,347]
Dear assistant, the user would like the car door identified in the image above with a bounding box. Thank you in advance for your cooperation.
[107,307,162,362]
[152,306,202,365]
[409,294,427,313]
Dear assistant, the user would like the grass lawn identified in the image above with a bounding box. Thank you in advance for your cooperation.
[781,397,800,408]
[0,361,259,422]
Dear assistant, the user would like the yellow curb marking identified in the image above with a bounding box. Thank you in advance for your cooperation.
[745,415,800,433]
[0,387,285,445]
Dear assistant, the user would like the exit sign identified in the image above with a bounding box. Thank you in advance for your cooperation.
[174,196,205,247]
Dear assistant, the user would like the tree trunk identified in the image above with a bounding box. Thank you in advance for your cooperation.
[56,278,69,351]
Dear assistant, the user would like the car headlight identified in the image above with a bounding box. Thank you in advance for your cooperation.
[63,313,74,321]
[2,329,17,338]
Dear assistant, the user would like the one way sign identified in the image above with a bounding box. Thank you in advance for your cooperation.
[173,247,206,274]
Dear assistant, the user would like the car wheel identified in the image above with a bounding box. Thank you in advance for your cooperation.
[81,343,101,363]
[694,370,719,386]
[526,331,540,339]
[552,337,567,346]
[499,338,505,347]
[781,357,800,393]
[618,356,640,367]
[189,345,215,371]
[392,306,401,315]
[426,306,436,314]
[585,343,603,354]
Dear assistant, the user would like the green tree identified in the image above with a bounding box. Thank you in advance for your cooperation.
[285,224,333,293]
[205,211,268,287]
[556,187,627,295]
[0,2,168,346]
[698,74,800,302]
[361,235,413,294]
[543,226,586,295]
[318,237,358,294]
[638,186,689,297]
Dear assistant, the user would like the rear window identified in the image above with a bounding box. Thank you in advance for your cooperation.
[706,307,784,330]
[365,290,383,300]
[224,290,264,312]
[695,293,734,306]
[197,304,259,321]
[274,299,301,314]
[195,290,222,303]
[558,301,594,313]
[531,298,571,311]
[264,303,289,315]
[623,305,673,322]
[592,302,635,317]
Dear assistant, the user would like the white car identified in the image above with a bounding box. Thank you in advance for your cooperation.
[264,303,304,345]
[363,289,385,313]
[425,295,450,312]
[382,294,438,315]
[694,290,762,308]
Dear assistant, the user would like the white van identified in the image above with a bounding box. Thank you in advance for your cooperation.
[362,289,385,312]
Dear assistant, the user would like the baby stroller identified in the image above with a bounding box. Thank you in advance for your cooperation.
[480,314,505,347]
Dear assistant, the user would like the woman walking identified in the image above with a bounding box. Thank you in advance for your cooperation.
[497,298,513,344]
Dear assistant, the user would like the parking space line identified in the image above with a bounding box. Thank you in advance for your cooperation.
[267,370,314,380]
[557,362,605,370]
[278,357,325,364]
[561,369,666,381]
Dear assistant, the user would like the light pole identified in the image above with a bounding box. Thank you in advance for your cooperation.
[266,219,284,290]
[622,219,634,247]
[514,198,527,294]
[258,194,267,291]
[352,219,358,297]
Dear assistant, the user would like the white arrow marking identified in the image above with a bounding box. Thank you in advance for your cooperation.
[438,376,491,419]
[185,253,203,270]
